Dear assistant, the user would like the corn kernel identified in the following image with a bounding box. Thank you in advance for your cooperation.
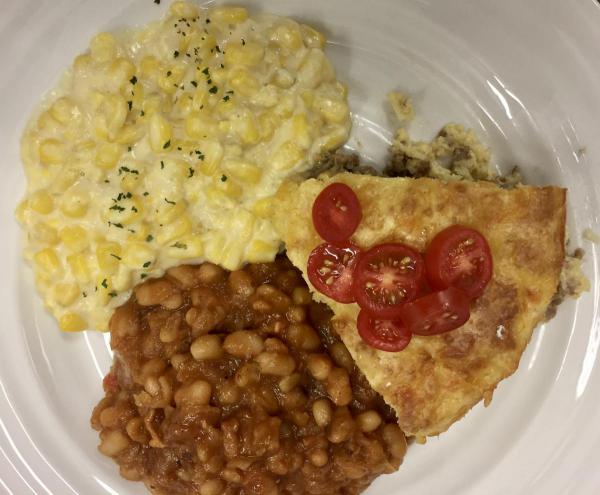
[169,1,198,17]
[90,32,118,63]
[157,64,186,94]
[252,197,273,218]
[67,253,92,284]
[197,140,224,176]
[270,24,303,50]
[298,50,325,89]
[246,239,278,263]
[49,97,79,125]
[139,55,159,78]
[225,42,264,66]
[59,312,87,332]
[185,112,219,139]
[73,54,93,72]
[273,68,294,89]
[122,243,154,270]
[217,177,243,198]
[96,242,122,274]
[105,196,142,224]
[211,6,248,24]
[112,266,132,292]
[34,248,61,275]
[258,112,278,140]
[52,168,79,194]
[14,200,27,223]
[301,24,326,48]
[314,96,349,124]
[60,188,90,218]
[224,160,262,184]
[166,235,203,259]
[292,114,312,149]
[192,89,208,111]
[52,283,80,307]
[39,139,66,165]
[156,215,193,244]
[230,113,259,145]
[228,69,260,97]
[95,275,114,306]
[31,222,59,245]
[271,141,304,170]
[156,201,186,224]
[28,190,54,214]
[108,58,136,90]
[318,126,349,151]
[94,95,128,141]
[59,226,88,253]
[149,113,173,152]
[115,124,145,145]
[95,142,122,170]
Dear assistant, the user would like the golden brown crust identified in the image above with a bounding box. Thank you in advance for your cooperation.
[271,174,566,437]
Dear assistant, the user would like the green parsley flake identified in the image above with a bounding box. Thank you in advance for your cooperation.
[146,235,154,242]
[171,242,188,249]
[173,50,180,58]
[101,279,108,288]
[164,198,176,205]
[209,86,218,94]
[221,174,228,182]
[163,140,171,149]
[188,167,195,178]
[130,76,137,85]
[110,253,122,260]
[143,261,152,268]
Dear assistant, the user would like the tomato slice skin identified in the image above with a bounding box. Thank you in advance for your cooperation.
[399,287,470,336]
[307,242,361,303]
[425,225,493,300]
[357,310,412,352]
[352,243,425,319]
[312,183,362,245]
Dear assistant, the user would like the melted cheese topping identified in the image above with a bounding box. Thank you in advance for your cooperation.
[16,1,351,331]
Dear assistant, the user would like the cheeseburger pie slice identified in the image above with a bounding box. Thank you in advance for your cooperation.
[270,173,566,438]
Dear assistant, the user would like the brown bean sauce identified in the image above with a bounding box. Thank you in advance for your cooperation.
[91,257,407,495]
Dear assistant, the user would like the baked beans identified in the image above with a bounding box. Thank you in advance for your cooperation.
[91,257,407,494]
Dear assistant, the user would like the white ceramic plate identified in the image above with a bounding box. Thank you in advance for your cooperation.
[1,0,600,493]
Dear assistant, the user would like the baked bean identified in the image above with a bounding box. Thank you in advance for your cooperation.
[256,351,295,376]
[308,448,329,467]
[110,304,139,338]
[170,353,189,370]
[159,313,181,343]
[256,284,292,313]
[286,305,306,323]
[174,380,212,406]
[200,478,224,495]
[290,410,310,427]
[191,334,223,361]
[125,417,149,443]
[291,286,312,306]
[221,467,242,483]
[185,306,225,336]
[99,429,130,457]
[234,362,261,387]
[328,407,354,444]
[312,398,332,428]
[223,330,264,358]
[285,323,321,351]
[281,388,307,411]
[216,380,241,405]
[330,342,354,372]
[167,265,198,288]
[258,386,280,414]
[326,367,352,406]
[356,410,382,433]
[139,358,167,382]
[278,373,301,393]
[228,269,255,296]
[306,354,333,380]
[382,424,408,460]
[120,465,143,481]
[264,338,289,353]
[135,279,177,306]
[198,262,225,284]
[162,292,183,310]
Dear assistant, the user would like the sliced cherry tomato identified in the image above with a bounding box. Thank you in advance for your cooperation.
[307,242,361,303]
[399,287,470,336]
[352,243,425,319]
[312,183,362,244]
[357,310,412,352]
[425,225,493,299]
